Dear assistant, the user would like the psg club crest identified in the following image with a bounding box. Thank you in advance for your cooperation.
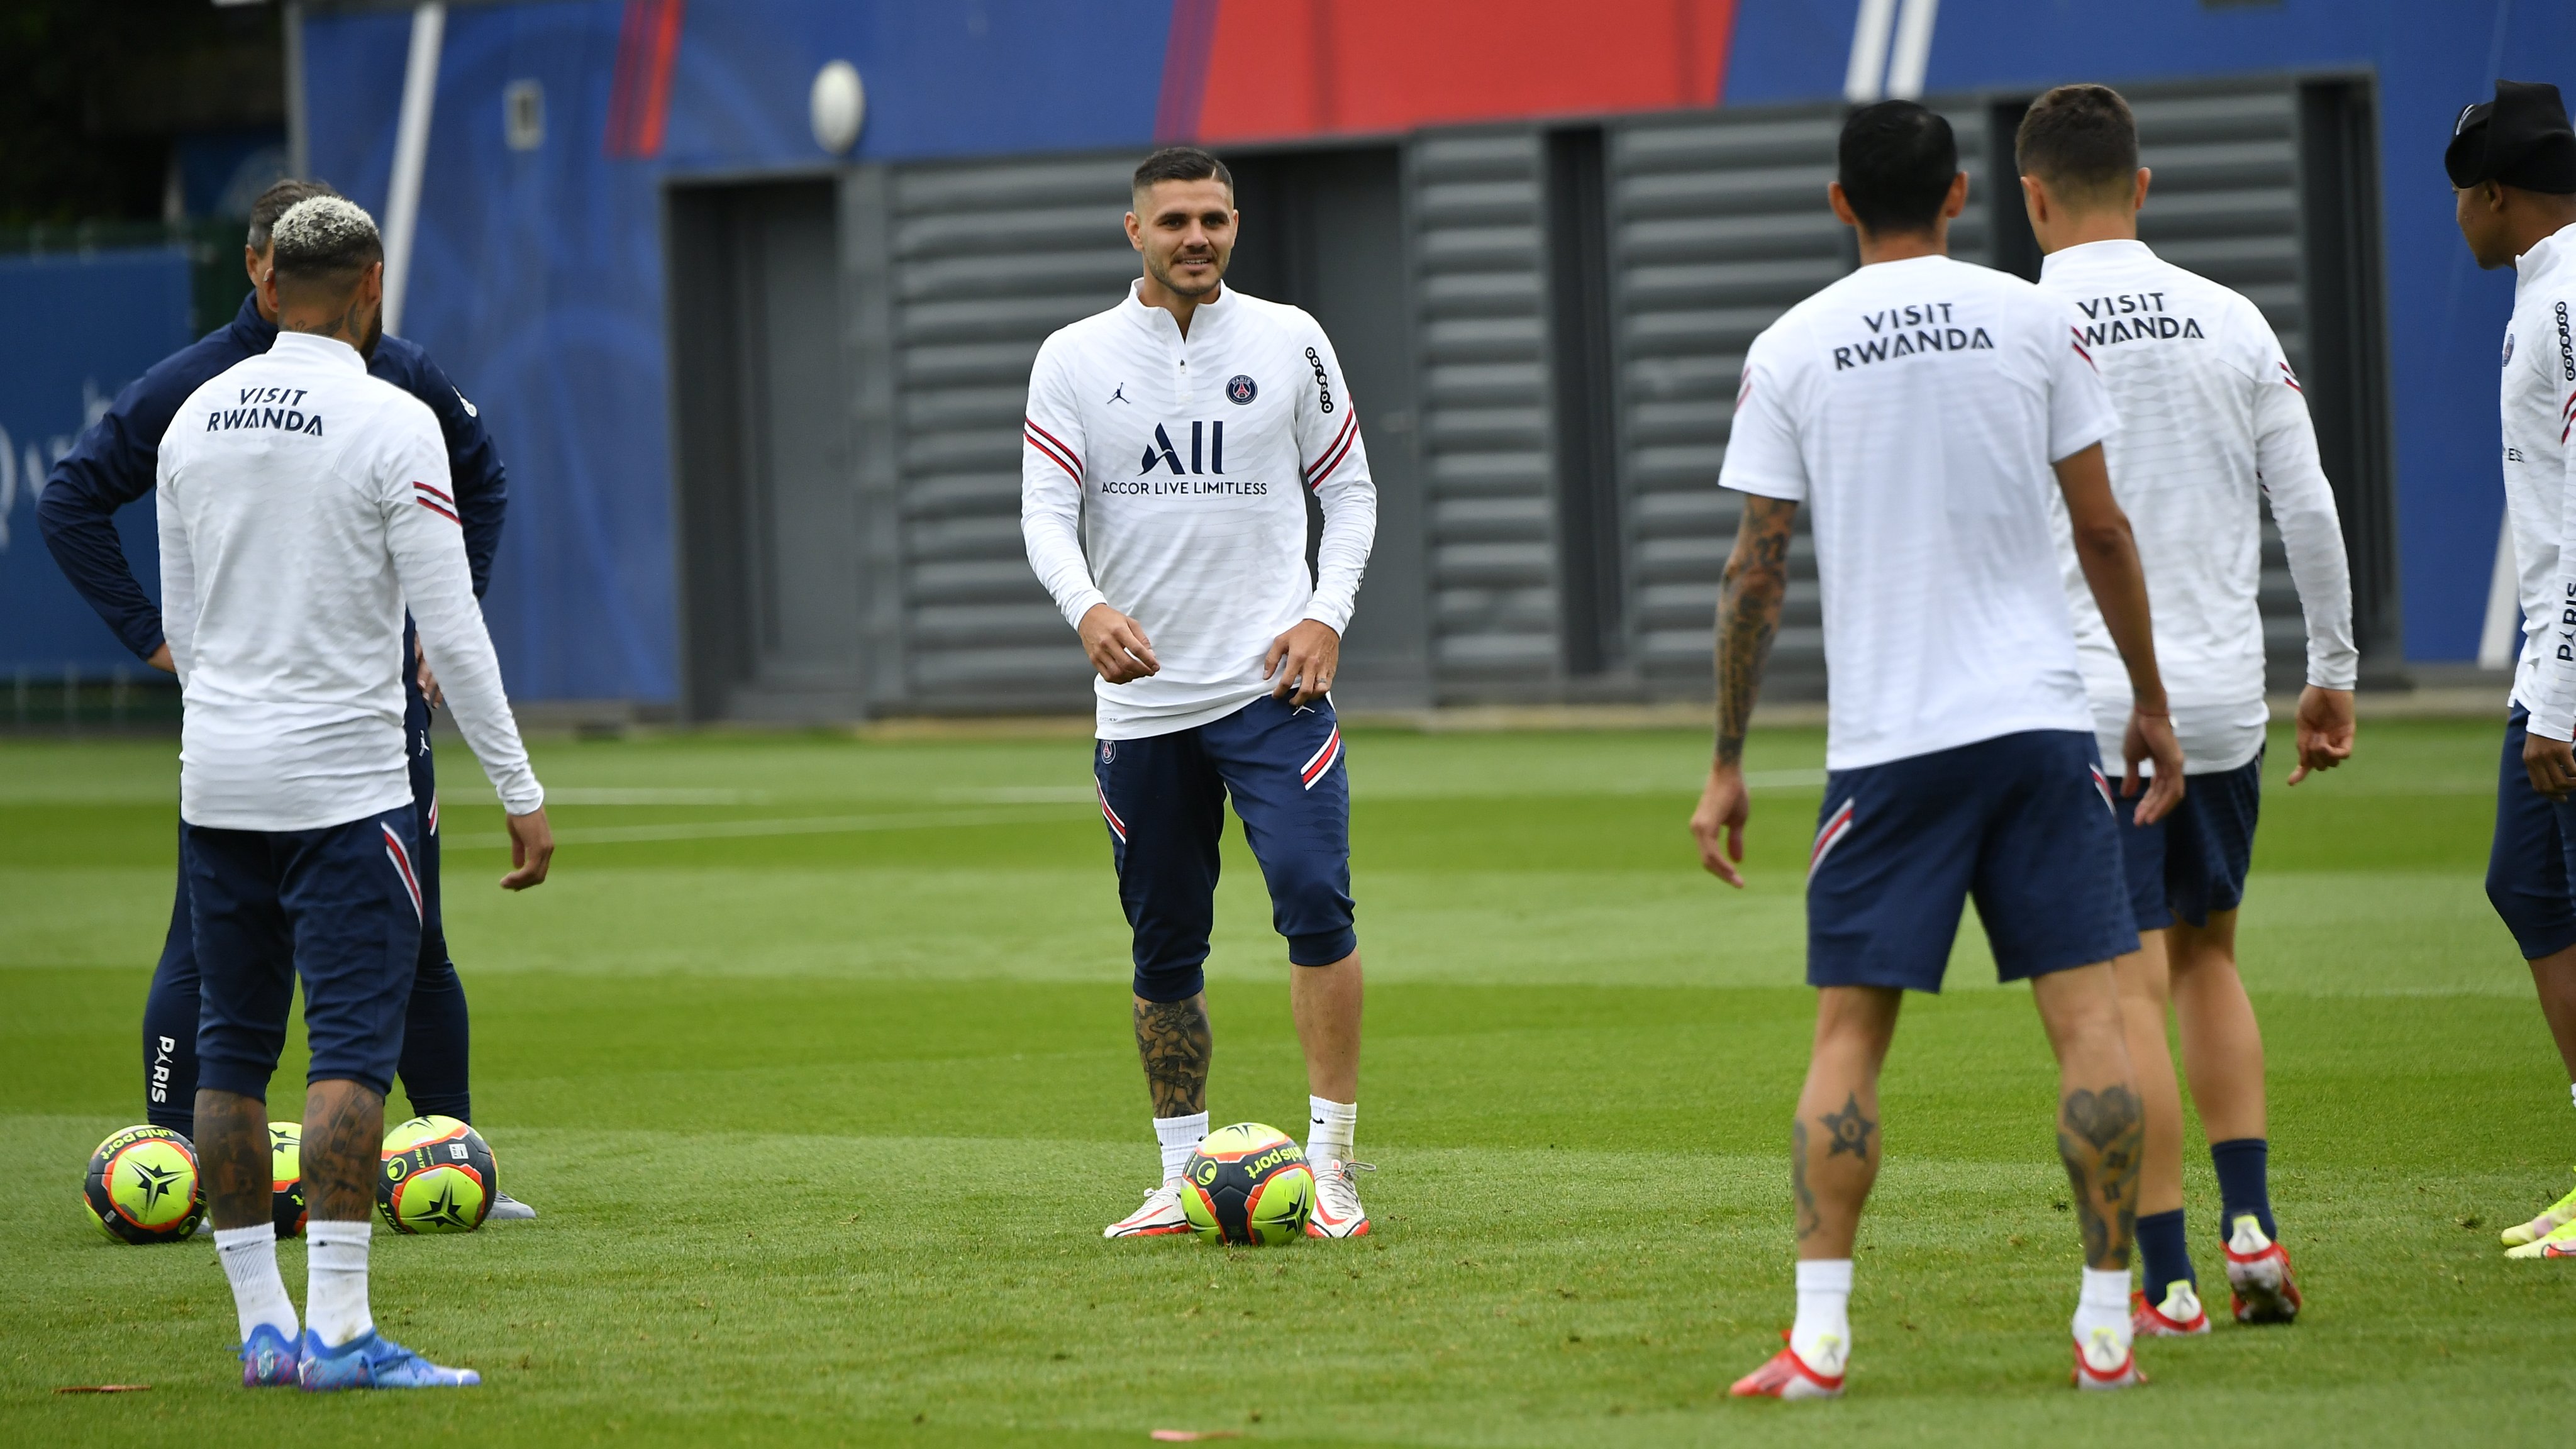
[1226,374,1258,404]
[1100,741,1115,765]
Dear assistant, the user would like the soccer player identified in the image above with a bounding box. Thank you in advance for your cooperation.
[2448,80,2576,1260]
[158,196,550,1389]
[2016,84,2359,1330]
[1689,101,2186,1396]
[1020,146,1379,1240]
[36,180,530,1218]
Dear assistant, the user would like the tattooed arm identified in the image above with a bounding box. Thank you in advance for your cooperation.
[1689,496,1797,887]
[1133,994,1213,1118]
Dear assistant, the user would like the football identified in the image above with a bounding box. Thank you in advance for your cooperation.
[269,1121,306,1238]
[83,1124,204,1244]
[378,1115,497,1235]
[1180,1123,1315,1246]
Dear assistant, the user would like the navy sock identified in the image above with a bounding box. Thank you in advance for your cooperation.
[2135,1208,2196,1299]
[2209,1137,2276,1241]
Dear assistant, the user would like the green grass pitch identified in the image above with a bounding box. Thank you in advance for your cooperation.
[3,718,2571,1445]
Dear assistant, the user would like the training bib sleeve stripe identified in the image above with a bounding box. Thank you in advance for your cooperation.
[1717,348,1809,502]
[2048,319,2121,463]
[2538,361,2576,741]
[1293,323,1375,635]
[1020,341,1111,630]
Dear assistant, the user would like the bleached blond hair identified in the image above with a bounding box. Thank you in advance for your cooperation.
[270,196,382,279]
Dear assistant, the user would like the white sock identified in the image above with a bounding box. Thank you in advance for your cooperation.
[2072,1266,2131,1343]
[214,1224,298,1342]
[1306,1096,1357,1165]
[1790,1258,1853,1374]
[305,1219,374,1349]
[1153,1113,1208,1185]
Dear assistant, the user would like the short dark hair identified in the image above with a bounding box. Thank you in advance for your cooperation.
[269,196,384,287]
[1131,145,1233,206]
[1838,101,1958,235]
[2016,84,2139,203]
[247,179,341,252]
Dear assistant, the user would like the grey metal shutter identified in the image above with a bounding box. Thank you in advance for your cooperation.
[1605,108,1845,697]
[884,155,1138,712]
[2126,85,2312,691]
[1409,131,1561,695]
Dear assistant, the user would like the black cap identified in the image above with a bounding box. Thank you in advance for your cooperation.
[2447,79,2576,194]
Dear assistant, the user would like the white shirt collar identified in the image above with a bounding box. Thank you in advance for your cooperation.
[266,330,369,372]
[2038,237,2156,281]
[1124,277,1230,343]
[2515,219,2576,295]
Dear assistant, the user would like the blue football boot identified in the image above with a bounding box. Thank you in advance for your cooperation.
[297,1329,480,1390]
[237,1323,301,1387]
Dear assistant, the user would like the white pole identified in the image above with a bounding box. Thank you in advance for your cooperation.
[1884,0,1941,101]
[1843,0,1899,104]
[2480,513,2523,671]
[381,2,446,338]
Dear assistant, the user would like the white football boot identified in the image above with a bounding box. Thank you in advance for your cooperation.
[2221,1214,2302,1323]
[486,1193,536,1222]
[2130,1279,2210,1337]
[2072,1323,2145,1390]
[1305,1158,1373,1238]
[1104,1180,1192,1239]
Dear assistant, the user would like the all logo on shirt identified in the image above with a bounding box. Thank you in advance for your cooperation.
[1099,420,1271,499]
[1226,374,1258,404]
[2504,332,2516,369]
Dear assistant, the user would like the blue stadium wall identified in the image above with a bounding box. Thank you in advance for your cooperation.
[297,0,2574,703]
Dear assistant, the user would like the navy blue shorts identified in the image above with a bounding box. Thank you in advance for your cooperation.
[1094,694,1357,1002]
[2487,708,2576,960]
[2114,750,2263,931]
[1807,730,2137,992]
[186,804,426,1099]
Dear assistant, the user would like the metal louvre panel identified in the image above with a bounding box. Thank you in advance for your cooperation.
[2128,87,2311,692]
[1607,108,1843,695]
[1411,131,1558,689]
[887,155,1136,709]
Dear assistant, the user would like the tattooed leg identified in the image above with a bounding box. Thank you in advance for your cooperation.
[1791,985,1902,1258]
[195,1087,273,1231]
[1133,993,1213,1118]
[2031,963,2142,1271]
[302,1079,387,1222]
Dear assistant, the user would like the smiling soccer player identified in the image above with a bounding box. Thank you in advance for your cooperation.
[1020,147,1380,1241]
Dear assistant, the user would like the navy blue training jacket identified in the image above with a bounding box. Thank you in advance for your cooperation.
[36,291,508,661]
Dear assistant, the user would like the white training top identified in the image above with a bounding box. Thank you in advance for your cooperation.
[1721,253,2121,772]
[156,331,543,831]
[2039,240,2357,775]
[1022,280,1377,740]
[2499,220,2576,741]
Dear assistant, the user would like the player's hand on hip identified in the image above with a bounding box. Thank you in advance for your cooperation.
[2124,706,2186,826]
[144,643,175,675]
[500,808,553,891]
[2285,685,2355,786]
[1079,604,1160,686]
[1690,763,1750,889]
[2525,730,2576,801]
[1264,619,1340,706]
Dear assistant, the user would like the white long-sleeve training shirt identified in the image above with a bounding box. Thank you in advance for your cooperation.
[2500,221,2576,741]
[1022,281,1377,739]
[156,330,543,831]
[2040,240,2357,775]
